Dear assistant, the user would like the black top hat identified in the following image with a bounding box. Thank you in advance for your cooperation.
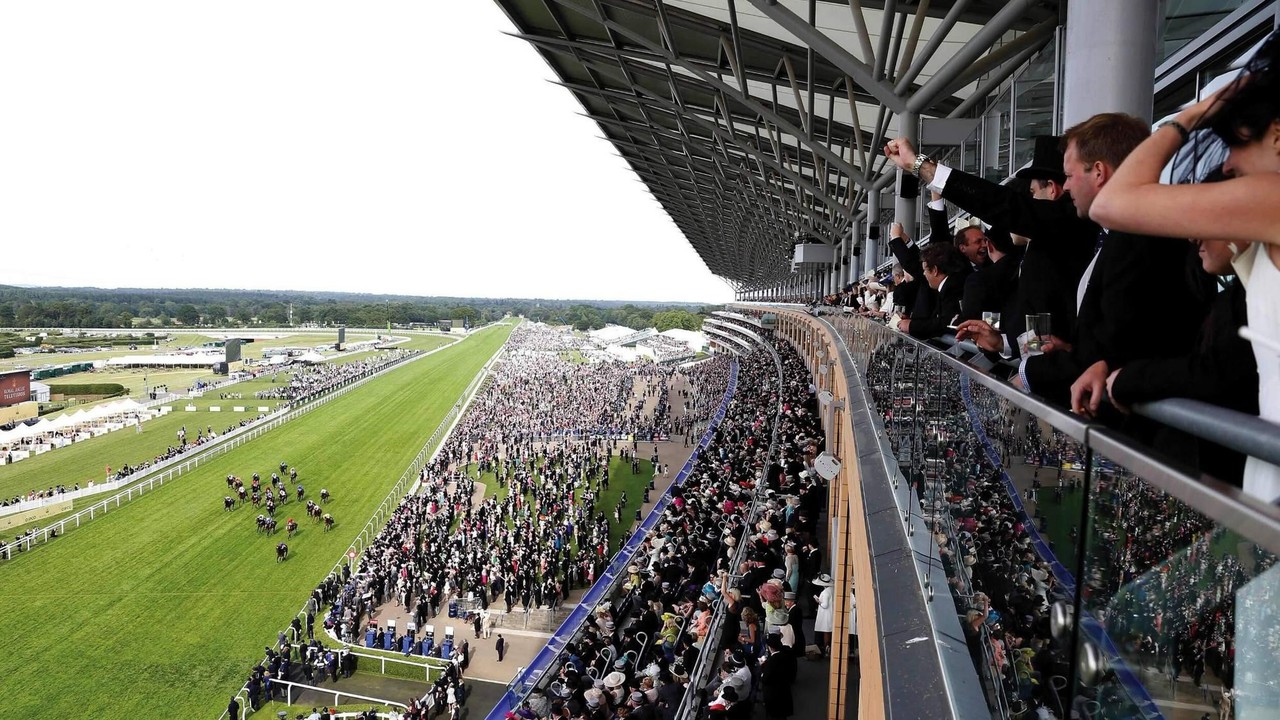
[1015,135,1065,183]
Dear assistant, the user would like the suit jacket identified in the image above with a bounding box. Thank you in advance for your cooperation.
[1111,280,1256,483]
[940,169,1096,342]
[927,204,952,244]
[1023,230,1203,406]
[959,249,1022,322]
[760,650,797,717]
[887,237,934,319]
[909,271,969,340]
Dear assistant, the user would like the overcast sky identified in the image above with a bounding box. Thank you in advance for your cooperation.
[0,2,734,305]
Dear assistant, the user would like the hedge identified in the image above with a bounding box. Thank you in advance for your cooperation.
[45,383,128,397]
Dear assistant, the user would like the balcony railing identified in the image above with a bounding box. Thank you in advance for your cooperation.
[738,305,1280,720]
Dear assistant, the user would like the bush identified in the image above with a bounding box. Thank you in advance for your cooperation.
[46,383,128,397]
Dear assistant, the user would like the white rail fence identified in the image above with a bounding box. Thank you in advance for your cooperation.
[0,333,483,559]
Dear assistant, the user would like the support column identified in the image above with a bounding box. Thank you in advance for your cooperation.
[895,112,920,243]
[864,193,881,279]
[1063,0,1159,125]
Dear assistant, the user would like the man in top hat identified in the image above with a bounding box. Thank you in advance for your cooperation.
[890,121,1202,412]
[783,592,806,657]
[892,133,1096,350]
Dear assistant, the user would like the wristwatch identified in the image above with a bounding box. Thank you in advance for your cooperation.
[910,153,932,178]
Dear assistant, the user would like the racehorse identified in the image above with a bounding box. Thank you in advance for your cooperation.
[320,488,330,504]
[296,485,305,501]
[271,473,281,487]
[237,486,248,504]
[266,499,276,517]
[265,517,277,534]
[286,518,298,538]
[323,513,334,532]
[277,487,287,504]
[289,467,298,481]
[223,496,235,511]
[252,491,262,508]
[276,542,288,562]
[280,461,289,475]
[252,474,261,490]
[226,474,237,488]
[256,514,268,533]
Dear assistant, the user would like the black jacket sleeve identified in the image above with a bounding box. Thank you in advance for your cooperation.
[1110,281,1257,413]
[940,168,1095,245]
[887,237,922,279]
[928,204,952,245]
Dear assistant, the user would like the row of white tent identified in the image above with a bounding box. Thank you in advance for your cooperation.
[0,398,150,445]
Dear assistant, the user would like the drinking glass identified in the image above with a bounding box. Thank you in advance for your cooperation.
[1025,313,1051,352]
[982,311,1001,331]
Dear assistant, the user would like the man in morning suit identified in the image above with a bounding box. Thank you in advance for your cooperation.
[885,114,1203,413]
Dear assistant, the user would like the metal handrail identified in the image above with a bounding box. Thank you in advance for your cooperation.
[865,316,1280,472]
[788,309,1280,720]
[833,314,1280,549]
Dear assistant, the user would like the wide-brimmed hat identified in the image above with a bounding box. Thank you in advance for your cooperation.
[813,572,834,587]
[1014,135,1066,183]
[603,671,626,688]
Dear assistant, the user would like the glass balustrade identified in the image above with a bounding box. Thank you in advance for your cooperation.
[803,310,1280,720]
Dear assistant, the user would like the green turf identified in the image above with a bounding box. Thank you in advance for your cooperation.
[471,454,655,552]
[0,323,514,720]
[0,372,300,502]
[0,338,454,504]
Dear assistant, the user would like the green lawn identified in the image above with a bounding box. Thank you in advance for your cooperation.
[471,454,655,552]
[21,332,447,393]
[0,323,514,720]
[1,337,455,503]
[0,372,301,503]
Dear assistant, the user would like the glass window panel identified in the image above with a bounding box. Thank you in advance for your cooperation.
[1013,43,1058,170]
[1159,0,1248,63]
[1072,450,1280,719]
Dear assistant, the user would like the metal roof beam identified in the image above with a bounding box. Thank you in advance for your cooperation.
[746,0,906,112]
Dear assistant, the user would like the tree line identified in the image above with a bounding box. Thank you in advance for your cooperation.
[0,286,716,333]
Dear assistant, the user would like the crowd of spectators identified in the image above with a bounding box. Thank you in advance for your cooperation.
[255,350,416,402]
[240,319,836,720]
[488,331,832,720]
[793,31,1280,503]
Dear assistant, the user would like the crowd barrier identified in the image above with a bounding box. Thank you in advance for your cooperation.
[481,359,741,720]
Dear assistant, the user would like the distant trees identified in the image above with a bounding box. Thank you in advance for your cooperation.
[652,309,703,332]
[0,286,715,334]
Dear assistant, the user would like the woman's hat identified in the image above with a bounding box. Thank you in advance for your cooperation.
[603,671,626,688]
[813,572,833,587]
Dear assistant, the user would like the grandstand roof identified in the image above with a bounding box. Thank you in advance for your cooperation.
[494,0,1060,290]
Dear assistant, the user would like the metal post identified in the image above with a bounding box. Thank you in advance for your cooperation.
[864,192,881,279]
[896,111,920,241]
[1062,0,1160,125]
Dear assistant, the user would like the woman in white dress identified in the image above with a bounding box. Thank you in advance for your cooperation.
[812,572,835,657]
[1092,30,1280,503]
